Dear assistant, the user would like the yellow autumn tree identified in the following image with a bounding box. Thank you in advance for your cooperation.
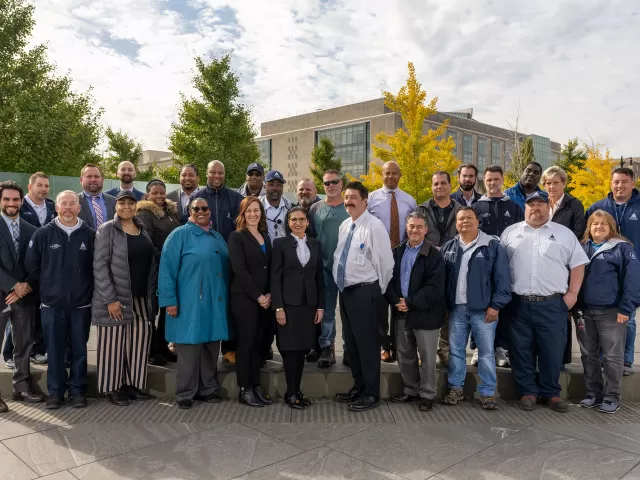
[352,63,459,204]
[567,144,617,208]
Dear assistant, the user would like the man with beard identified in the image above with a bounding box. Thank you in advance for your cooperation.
[20,172,56,229]
[260,171,292,243]
[166,164,200,224]
[451,164,482,206]
[77,164,116,230]
[105,161,145,201]
[296,179,320,209]
[237,163,266,197]
[0,181,43,412]
[504,162,543,210]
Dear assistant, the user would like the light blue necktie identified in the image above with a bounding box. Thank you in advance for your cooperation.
[10,220,19,254]
[336,223,356,292]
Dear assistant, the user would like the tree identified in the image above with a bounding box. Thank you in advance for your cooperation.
[354,62,459,204]
[0,0,103,176]
[103,127,144,178]
[567,144,617,208]
[169,53,260,188]
[555,137,587,191]
[310,137,346,192]
[156,165,181,184]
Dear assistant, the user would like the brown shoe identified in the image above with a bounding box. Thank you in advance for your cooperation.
[438,352,449,366]
[443,388,464,405]
[479,395,498,410]
[0,398,8,412]
[519,395,537,411]
[223,352,236,365]
[545,396,569,413]
[381,350,394,363]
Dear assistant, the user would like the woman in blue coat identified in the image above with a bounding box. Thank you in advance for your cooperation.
[158,197,231,409]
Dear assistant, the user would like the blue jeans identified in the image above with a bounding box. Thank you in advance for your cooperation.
[319,269,338,349]
[625,311,636,365]
[41,307,91,397]
[448,304,497,396]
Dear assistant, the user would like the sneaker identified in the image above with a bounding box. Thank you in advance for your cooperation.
[5,358,14,370]
[579,394,603,409]
[479,395,498,410]
[46,396,64,410]
[598,399,620,414]
[623,362,634,376]
[317,346,335,369]
[70,395,88,408]
[495,347,509,367]
[545,396,569,413]
[470,350,479,366]
[305,349,320,362]
[30,353,48,365]
[443,387,464,405]
[519,395,537,411]
[223,352,236,365]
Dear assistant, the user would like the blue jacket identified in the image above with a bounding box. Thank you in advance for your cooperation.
[441,231,512,312]
[190,185,243,241]
[25,220,95,309]
[450,188,482,206]
[20,198,56,228]
[473,195,524,237]
[586,189,640,258]
[158,222,231,344]
[104,187,145,201]
[503,182,542,210]
[579,239,640,316]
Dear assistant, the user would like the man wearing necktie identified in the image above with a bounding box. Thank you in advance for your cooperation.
[76,164,116,230]
[367,162,417,363]
[334,181,394,412]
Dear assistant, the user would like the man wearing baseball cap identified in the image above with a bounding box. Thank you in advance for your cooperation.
[237,163,266,198]
[500,190,589,413]
[260,171,292,244]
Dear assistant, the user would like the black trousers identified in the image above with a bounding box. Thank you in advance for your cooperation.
[232,296,267,388]
[340,282,382,398]
[377,296,395,352]
[150,307,169,355]
[281,349,305,396]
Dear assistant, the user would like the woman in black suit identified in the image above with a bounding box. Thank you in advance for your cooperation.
[271,206,325,409]
[228,196,274,408]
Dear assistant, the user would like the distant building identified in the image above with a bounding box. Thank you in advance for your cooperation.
[255,98,561,193]
[138,150,174,169]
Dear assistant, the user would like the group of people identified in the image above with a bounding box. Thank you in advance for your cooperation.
[0,156,637,416]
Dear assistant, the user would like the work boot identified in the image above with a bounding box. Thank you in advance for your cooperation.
[317,345,335,368]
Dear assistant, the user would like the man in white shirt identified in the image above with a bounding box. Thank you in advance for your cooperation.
[166,164,200,224]
[501,191,589,413]
[260,170,292,243]
[334,181,394,412]
[367,161,417,363]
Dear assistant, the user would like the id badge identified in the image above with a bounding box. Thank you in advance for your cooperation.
[356,243,365,265]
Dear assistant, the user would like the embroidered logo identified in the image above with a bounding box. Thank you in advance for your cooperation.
[49,244,61,249]
[630,213,638,220]
[548,234,556,241]
[631,252,637,260]
[23,211,32,215]
[504,211,511,217]
[80,242,87,251]
[516,234,524,238]
[476,252,484,258]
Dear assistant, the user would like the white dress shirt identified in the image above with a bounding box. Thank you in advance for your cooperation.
[500,220,589,296]
[332,210,394,293]
[293,234,310,266]
[367,186,417,243]
[24,195,48,226]
[262,197,290,243]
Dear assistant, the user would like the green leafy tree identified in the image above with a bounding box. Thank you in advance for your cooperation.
[168,53,259,188]
[156,165,181,184]
[103,127,144,178]
[505,136,535,187]
[555,137,587,192]
[310,137,346,192]
[0,0,103,175]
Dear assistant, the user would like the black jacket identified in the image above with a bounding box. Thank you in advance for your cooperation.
[77,192,116,230]
[228,229,272,300]
[25,220,95,309]
[20,198,56,228]
[136,200,180,262]
[551,193,585,239]
[0,217,38,310]
[450,188,482,206]
[190,185,243,241]
[385,240,446,330]
[271,236,325,309]
[473,195,524,237]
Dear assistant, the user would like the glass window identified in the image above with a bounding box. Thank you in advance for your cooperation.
[491,140,500,164]
[463,134,472,163]
[478,137,487,174]
[317,122,369,178]
[256,139,272,170]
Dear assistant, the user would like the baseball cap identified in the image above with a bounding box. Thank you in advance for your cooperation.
[525,191,549,204]
[115,190,138,202]
[246,163,265,175]
[265,170,286,183]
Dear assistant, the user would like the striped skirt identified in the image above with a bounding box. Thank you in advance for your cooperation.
[96,297,152,394]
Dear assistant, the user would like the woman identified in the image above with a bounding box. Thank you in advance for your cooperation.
[542,165,586,365]
[578,210,640,414]
[228,196,274,407]
[137,179,180,366]
[271,206,324,409]
[93,190,157,406]
[158,197,231,409]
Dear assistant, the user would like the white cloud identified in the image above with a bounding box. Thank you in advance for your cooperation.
[31,0,640,156]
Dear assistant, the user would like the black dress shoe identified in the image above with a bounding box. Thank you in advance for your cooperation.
[70,395,88,408]
[0,398,8,413]
[419,398,434,411]
[335,386,363,403]
[12,390,44,403]
[46,396,64,409]
[239,387,264,407]
[285,393,305,410]
[107,391,130,406]
[178,399,193,409]
[342,352,350,367]
[253,386,273,405]
[148,353,167,366]
[391,394,419,403]
[297,391,311,406]
[195,393,222,403]
[126,386,151,401]
[348,395,379,412]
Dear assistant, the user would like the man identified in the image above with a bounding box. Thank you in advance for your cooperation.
[237,162,266,197]
[367,161,417,362]
[296,178,321,210]
[451,164,483,206]
[586,167,640,376]
[105,161,145,200]
[386,212,446,412]
[190,160,244,364]
[501,191,589,413]
[0,181,43,412]
[77,164,116,230]
[25,191,95,409]
[166,164,199,224]
[334,181,394,412]
[504,162,543,210]
[440,207,511,411]
[260,170,292,243]
[417,171,462,365]
[308,170,350,368]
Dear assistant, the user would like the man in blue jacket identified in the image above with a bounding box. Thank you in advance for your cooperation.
[440,207,511,410]
[586,167,640,376]
[504,162,543,210]
[451,164,483,206]
[105,161,145,201]
[25,190,95,409]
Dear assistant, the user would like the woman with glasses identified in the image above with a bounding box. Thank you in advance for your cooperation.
[271,207,325,409]
[228,196,274,407]
[158,198,231,409]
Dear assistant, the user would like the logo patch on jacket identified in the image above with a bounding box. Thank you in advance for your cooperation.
[23,211,32,215]
[631,252,637,260]
[476,252,484,257]
[630,213,638,220]
[49,244,61,249]
[548,234,556,241]
[504,211,510,217]
[80,242,87,251]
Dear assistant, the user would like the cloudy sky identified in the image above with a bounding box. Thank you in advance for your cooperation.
[32,0,640,156]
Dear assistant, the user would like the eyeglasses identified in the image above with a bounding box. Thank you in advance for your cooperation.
[323,179,340,186]
[191,206,210,212]
[247,171,263,177]
[289,218,307,223]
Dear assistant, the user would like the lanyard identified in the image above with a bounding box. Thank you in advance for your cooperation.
[614,202,628,233]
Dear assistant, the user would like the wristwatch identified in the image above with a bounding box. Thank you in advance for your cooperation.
[276,308,284,312]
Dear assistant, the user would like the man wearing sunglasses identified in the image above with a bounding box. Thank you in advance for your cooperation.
[237,163,266,198]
